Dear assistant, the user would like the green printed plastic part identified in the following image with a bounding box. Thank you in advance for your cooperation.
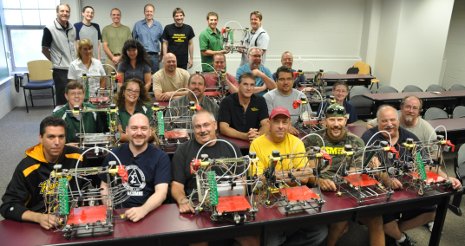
[58,178,69,215]
[416,152,427,180]
[207,171,218,206]
[157,111,164,136]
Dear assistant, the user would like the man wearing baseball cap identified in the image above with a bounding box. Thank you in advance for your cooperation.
[249,106,327,245]
[303,103,384,246]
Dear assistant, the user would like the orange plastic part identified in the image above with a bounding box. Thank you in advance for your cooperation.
[164,129,189,139]
[411,171,446,184]
[344,174,379,187]
[280,186,320,201]
[66,205,108,225]
[216,196,251,213]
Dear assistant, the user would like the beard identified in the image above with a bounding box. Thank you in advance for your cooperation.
[327,126,346,142]
[403,115,415,126]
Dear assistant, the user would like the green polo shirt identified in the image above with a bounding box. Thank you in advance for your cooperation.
[117,103,153,132]
[199,27,223,72]
[53,102,104,143]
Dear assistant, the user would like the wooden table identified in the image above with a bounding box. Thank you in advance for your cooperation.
[322,74,374,87]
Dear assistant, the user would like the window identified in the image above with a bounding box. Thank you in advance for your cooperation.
[2,0,60,70]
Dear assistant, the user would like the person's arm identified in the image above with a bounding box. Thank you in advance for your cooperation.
[124,183,168,222]
[219,121,248,140]
[188,39,194,69]
[102,40,114,61]
[42,47,51,61]
[258,118,269,136]
[162,40,168,57]
[144,72,152,92]
[97,41,102,60]
[21,211,58,230]
[225,74,238,93]
[171,181,195,213]
[41,28,52,61]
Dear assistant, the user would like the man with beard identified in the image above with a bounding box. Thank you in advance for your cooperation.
[169,73,219,119]
[100,113,171,222]
[303,104,384,246]
[250,107,327,245]
[367,96,436,142]
[361,105,461,246]
[152,53,190,101]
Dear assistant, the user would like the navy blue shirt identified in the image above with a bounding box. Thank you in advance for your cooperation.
[218,93,269,133]
[102,143,171,208]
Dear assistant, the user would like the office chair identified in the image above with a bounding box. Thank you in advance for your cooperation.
[377,85,398,93]
[402,85,423,92]
[449,84,465,91]
[346,61,380,92]
[350,86,373,119]
[452,106,465,118]
[22,60,56,113]
[449,144,465,215]
[426,84,446,92]
[423,107,448,120]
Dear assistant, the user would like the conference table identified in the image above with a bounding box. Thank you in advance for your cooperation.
[363,90,465,113]
[428,117,465,145]
[321,74,374,87]
[0,189,451,246]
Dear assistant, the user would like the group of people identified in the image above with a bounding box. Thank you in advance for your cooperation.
[2,2,462,246]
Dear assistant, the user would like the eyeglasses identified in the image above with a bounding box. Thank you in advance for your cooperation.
[68,91,83,97]
[194,121,212,130]
[125,89,140,94]
[326,107,345,115]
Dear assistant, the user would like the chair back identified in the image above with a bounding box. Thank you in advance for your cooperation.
[350,86,371,98]
[423,107,448,120]
[452,106,465,119]
[426,84,446,92]
[352,61,371,75]
[449,84,465,91]
[378,86,398,93]
[402,85,423,92]
[27,60,53,81]
[457,144,465,180]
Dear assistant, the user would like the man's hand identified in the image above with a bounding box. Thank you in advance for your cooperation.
[159,91,174,101]
[247,128,259,141]
[318,178,337,191]
[251,68,264,78]
[112,55,121,65]
[289,126,299,136]
[178,198,195,213]
[38,213,59,230]
[448,177,462,190]
[389,177,403,190]
[124,207,149,222]
[188,57,193,69]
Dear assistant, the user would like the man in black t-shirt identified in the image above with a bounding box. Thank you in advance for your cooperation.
[218,73,269,142]
[171,110,241,213]
[161,7,195,69]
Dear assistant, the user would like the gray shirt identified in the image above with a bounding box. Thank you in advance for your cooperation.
[263,88,312,124]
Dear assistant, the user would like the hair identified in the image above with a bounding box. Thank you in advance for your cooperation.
[173,7,184,17]
[206,11,218,20]
[275,66,293,80]
[192,110,216,123]
[76,38,93,60]
[40,116,66,136]
[121,39,152,69]
[400,95,423,111]
[248,47,263,56]
[250,10,263,20]
[110,8,121,15]
[376,104,398,120]
[116,78,151,109]
[332,81,349,91]
[144,3,155,12]
[65,81,84,94]
[81,5,94,13]
[188,73,206,86]
[213,53,226,61]
[238,73,255,84]
[56,4,70,13]
[281,51,293,59]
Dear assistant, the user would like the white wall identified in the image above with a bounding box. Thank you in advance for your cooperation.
[79,0,368,74]
[443,0,465,89]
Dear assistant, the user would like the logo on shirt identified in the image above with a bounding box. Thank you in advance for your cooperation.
[251,107,259,112]
[323,146,345,155]
[123,165,146,196]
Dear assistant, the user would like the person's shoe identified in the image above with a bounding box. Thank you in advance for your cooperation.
[385,235,396,246]
[397,233,416,246]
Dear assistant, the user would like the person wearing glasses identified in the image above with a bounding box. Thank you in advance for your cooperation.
[264,66,312,135]
[272,51,306,88]
[100,113,170,222]
[236,47,275,96]
[117,39,152,92]
[116,78,153,142]
[239,10,270,66]
[303,103,384,246]
[52,81,105,145]
[218,73,269,141]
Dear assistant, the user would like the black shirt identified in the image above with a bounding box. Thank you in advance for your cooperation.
[218,93,269,133]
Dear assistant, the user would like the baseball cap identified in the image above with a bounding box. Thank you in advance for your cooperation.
[269,106,291,120]
[325,104,346,118]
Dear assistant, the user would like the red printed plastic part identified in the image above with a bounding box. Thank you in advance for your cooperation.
[280,186,320,202]
[66,205,108,225]
[165,129,189,139]
[89,96,110,104]
[344,174,379,187]
[204,91,222,97]
[216,196,251,213]
[411,171,446,184]
[118,165,128,183]
[190,159,201,174]
[292,100,302,109]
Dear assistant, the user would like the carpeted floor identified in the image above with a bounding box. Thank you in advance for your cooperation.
[0,107,463,245]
